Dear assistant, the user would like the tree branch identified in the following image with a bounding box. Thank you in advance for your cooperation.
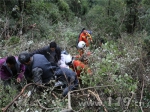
[139,79,144,112]
[126,92,135,110]
[88,90,108,112]
[37,100,61,111]
[68,91,72,109]
[2,83,47,112]
[70,85,117,93]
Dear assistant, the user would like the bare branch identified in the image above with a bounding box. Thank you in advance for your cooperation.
[70,85,117,93]
[126,92,135,110]
[68,91,72,109]
[2,83,47,112]
[88,90,108,112]
[139,78,144,112]
[37,100,61,111]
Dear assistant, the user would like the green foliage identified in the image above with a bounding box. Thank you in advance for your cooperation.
[27,1,61,23]
[0,79,68,112]
[0,0,17,14]
[0,0,150,111]
[125,0,141,33]
[143,87,150,108]
[0,80,18,109]
[139,7,150,35]
[66,0,90,16]
[143,35,150,55]
[8,36,20,45]
[80,0,90,15]
[85,0,126,38]
[114,73,138,93]
[23,0,75,38]
[81,41,138,96]
[57,0,69,12]
[142,0,150,5]
[80,39,142,111]
[62,30,78,47]
[57,0,74,20]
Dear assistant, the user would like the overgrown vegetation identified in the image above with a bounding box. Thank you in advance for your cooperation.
[0,0,150,112]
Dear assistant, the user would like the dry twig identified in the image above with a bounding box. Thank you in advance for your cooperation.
[2,83,46,112]
[70,85,116,94]
[68,91,72,110]
[37,100,61,111]
[126,92,135,110]
[52,93,59,99]
[88,90,108,112]
[139,79,144,112]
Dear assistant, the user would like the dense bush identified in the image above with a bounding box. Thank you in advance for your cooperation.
[0,0,150,111]
[85,0,126,39]
[143,35,150,55]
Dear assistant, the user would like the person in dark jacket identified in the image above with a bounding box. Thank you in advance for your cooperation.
[30,41,61,64]
[0,56,25,86]
[18,52,56,84]
[54,67,78,97]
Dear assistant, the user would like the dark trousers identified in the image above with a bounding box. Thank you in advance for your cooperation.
[62,75,78,97]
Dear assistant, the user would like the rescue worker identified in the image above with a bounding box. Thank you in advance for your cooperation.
[54,67,78,97]
[65,54,92,78]
[0,56,25,86]
[30,41,61,64]
[75,41,92,64]
[18,52,56,84]
[79,29,93,47]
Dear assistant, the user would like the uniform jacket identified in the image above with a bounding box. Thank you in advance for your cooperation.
[71,60,91,77]
[79,32,92,47]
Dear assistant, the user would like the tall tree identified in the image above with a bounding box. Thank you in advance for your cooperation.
[125,0,141,33]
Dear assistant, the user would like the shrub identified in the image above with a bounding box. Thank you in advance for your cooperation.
[143,35,150,55]
[8,36,20,45]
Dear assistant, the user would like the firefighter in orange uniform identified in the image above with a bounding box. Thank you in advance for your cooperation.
[75,41,92,64]
[79,29,93,47]
[65,54,92,78]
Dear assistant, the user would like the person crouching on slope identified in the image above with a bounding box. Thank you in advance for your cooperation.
[0,56,25,86]
[18,52,56,84]
[54,67,78,97]
[65,54,92,78]
[75,41,92,64]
